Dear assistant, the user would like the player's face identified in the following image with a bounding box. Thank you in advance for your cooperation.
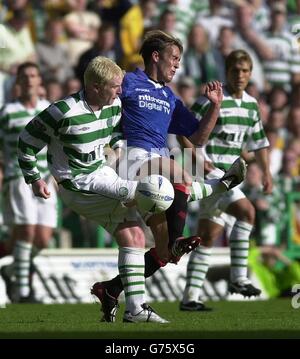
[157,45,181,83]
[226,61,252,94]
[97,75,123,107]
[17,67,41,96]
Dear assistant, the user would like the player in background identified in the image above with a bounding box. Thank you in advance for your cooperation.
[180,49,273,311]
[91,31,247,322]
[0,62,57,303]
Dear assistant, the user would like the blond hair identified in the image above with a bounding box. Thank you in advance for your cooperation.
[84,56,124,87]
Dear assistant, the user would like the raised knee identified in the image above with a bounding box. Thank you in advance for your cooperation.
[237,203,256,224]
[199,236,214,247]
[14,226,35,241]
[115,224,145,248]
[248,204,256,224]
[131,227,145,247]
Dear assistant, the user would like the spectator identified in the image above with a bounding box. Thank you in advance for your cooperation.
[248,243,300,298]
[176,75,197,108]
[213,25,236,65]
[281,147,300,178]
[184,23,227,86]
[0,0,37,105]
[287,105,300,147]
[75,23,117,84]
[249,0,270,32]
[119,0,157,71]
[246,2,300,92]
[265,126,284,176]
[157,9,177,35]
[63,77,81,96]
[63,0,101,66]
[286,138,300,161]
[267,86,289,111]
[197,0,233,47]
[233,2,270,92]
[36,18,74,84]
[89,0,131,28]
[267,107,287,132]
[290,83,300,106]
[157,0,209,51]
[45,79,64,102]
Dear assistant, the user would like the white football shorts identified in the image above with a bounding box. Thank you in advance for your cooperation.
[3,176,58,227]
[58,165,138,235]
[198,166,246,227]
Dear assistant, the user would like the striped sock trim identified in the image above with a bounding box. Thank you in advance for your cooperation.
[230,221,252,281]
[182,245,212,303]
[118,247,145,313]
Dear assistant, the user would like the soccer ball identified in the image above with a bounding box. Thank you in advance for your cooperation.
[135,174,174,214]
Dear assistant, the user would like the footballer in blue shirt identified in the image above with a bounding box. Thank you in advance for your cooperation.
[91,30,246,322]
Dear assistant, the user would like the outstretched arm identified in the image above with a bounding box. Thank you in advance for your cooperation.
[188,81,223,146]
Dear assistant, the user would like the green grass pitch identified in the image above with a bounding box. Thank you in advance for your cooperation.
[0,299,299,339]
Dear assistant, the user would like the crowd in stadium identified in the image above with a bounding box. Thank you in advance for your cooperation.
[1,0,300,310]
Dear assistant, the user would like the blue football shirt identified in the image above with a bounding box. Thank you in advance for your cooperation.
[120,68,199,155]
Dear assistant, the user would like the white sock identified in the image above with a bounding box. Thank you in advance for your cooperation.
[182,245,212,303]
[189,179,226,202]
[118,247,145,314]
[14,240,32,298]
[229,221,253,282]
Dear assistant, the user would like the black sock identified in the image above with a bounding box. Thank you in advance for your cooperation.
[106,248,167,298]
[165,184,189,247]
[144,248,167,277]
[105,276,123,298]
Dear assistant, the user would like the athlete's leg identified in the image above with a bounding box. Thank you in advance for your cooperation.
[225,198,260,296]
[11,224,35,300]
[181,219,224,309]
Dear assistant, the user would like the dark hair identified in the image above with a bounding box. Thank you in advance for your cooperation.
[159,9,176,22]
[225,49,253,73]
[17,62,40,78]
[139,30,183,65]
[98,22,115,35]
